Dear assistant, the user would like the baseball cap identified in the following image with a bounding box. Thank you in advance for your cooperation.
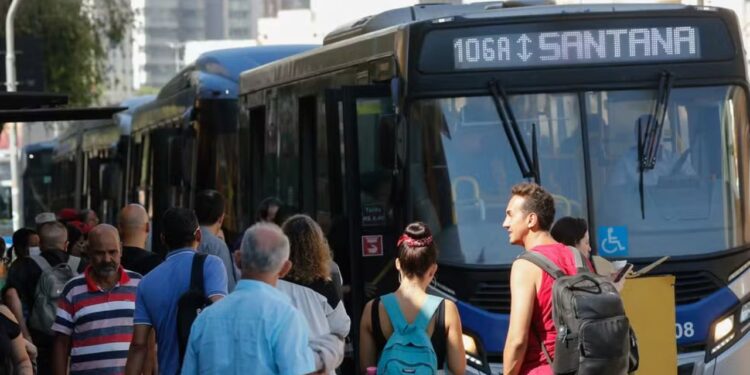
[35,212,57,225]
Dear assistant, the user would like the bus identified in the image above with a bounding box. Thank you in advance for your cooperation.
[22,141,56,228]
[238,2,750,374]
[127,45,315,254]
[50,95,155,223]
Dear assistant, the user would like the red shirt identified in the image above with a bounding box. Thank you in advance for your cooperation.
[520,243,593,375]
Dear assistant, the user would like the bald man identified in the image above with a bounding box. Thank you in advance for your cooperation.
[119,204,162,276]
[51,224,148,375]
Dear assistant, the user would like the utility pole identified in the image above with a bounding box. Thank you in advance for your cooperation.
[6,0,25,231]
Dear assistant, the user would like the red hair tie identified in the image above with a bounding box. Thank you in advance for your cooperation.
[397,234,433,248]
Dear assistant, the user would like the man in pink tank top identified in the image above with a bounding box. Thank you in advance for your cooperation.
[501,183,585,375]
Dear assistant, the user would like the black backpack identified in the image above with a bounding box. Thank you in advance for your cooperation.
[177,253,212,367]
[518,247,638,375]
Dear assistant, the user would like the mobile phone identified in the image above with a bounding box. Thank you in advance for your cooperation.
[613,263,634,283]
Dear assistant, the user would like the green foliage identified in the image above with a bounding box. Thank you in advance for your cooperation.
[1,0,133,105]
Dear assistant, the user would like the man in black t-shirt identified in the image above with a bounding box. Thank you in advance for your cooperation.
[118,204,161,276]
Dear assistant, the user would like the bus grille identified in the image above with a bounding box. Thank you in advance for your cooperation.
[467,270,721,314]
[670,270,722,305]
[468,281,511,314]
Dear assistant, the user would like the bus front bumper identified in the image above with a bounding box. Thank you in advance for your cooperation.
[679,330,750,374]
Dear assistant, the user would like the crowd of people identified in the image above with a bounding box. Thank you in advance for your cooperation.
[0,183,630,375]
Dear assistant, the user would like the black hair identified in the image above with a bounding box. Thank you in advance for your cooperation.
[195,190,225,225]
[161,207,199,250]
[397,222,438,279]
[66,224,83,253]
[551,217,589,247]
[10,228,37,258]
[256,197,283,224]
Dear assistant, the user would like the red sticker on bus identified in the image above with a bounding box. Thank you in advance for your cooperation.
[362,235,383,257]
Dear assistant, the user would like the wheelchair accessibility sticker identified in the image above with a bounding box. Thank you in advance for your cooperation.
[597,226,629,256]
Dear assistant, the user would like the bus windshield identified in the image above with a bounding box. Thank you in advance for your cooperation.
[410,93,587,266]
[410,85,748,266]
[588,85,747,259]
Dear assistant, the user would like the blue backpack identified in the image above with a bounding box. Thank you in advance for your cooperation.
[377,293,443,375]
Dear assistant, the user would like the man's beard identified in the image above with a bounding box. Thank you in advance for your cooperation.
[94,263,117,277]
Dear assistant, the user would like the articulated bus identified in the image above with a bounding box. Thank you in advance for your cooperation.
[238,3,750,373]
[50,95,155,224]
[128,45,315,254]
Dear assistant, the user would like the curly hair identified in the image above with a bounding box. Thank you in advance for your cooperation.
[281,214,332,284]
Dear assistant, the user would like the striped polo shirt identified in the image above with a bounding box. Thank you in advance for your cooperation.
[52,266,142,375]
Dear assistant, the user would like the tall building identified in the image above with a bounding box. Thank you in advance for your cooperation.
[142,0,263,88]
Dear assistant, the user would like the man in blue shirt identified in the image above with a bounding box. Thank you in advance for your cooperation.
[125,208,228,375]
[181,223,324,375]
[195,190,238,292]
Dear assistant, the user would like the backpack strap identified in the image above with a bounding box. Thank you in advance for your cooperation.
[381,293,409,332]
[30,255,52,272]
[518,252,565,279]
[414,295,443,330]
[567,246,589,274]
[67,256,82,274]
[190,253,207,294]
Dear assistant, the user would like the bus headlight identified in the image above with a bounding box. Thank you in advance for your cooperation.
[462,334,478,355]
[708,314,737,358]
[714,316,734,342]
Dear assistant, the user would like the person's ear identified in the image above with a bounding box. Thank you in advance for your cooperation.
[218,213,225,226]
[395,258,402,272]
[234,251,242,269]
[427,263,438,279]
[279,260,292,278]
[145,221,150,234]
[527,212,538,230]
[194,228,202,245]
[64,241,70,252]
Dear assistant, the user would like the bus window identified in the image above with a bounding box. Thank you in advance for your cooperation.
[355,98,395,227]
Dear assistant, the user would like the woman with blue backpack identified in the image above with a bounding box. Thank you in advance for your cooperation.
[359,222,466,374]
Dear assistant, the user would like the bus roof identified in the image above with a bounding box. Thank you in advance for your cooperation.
[240,3,735,95]
[133,45,316,134]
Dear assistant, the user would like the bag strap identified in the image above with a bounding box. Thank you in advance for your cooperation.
[381,293,409,332]
[30,255,52,272]
[531,322,554,366]
[414,295,443,330]
[67,256,81,274]
[190,253,207,294]
[567,246,589,274]
[518,252,565,279]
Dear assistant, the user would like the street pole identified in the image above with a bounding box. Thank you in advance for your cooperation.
[6,0,25,231]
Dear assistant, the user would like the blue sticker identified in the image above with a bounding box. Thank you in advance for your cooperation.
[597,226,629,256]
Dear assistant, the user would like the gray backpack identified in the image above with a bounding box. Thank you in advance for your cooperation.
[28,255,81,334]
[519,247,636,375]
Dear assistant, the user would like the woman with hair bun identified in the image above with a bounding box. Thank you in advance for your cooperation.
[359,222,466,374]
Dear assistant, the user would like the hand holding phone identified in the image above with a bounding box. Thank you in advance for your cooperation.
[613,263,634,283]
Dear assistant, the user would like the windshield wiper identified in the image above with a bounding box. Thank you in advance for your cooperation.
[488,80,540,184]
[638,71,674,218]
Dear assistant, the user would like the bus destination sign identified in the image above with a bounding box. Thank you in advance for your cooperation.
[453,26,700,70]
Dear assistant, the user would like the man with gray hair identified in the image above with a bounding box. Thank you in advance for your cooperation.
[182,223,337,374]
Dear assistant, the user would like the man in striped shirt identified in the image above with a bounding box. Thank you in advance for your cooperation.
[51,224,146,375]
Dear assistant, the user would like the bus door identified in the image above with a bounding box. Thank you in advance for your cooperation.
[325,85,400,369]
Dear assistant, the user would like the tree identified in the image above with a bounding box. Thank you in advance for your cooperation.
[1,0,133,105]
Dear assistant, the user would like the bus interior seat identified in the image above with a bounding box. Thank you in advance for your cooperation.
[451,176,486,223]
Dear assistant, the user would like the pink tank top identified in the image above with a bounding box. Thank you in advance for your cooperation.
[520,243,592,375]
